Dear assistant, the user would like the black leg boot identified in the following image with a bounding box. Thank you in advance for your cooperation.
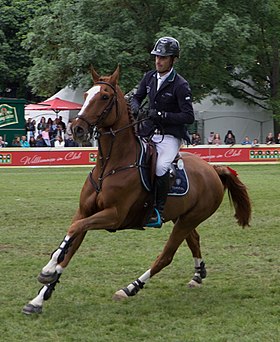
[146,171,170,228]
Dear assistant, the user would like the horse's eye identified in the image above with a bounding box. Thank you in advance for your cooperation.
[102,94,109,100]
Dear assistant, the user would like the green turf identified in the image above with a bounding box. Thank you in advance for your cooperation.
[0,165,279,341]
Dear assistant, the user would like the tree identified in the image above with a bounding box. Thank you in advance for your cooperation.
[11,0,280,127]
[183,0,280,122]
[0,0,52,99]
[25,0,173,95]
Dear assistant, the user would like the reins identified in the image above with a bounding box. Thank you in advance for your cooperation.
[77,80,160,192]
[79,81,139,192]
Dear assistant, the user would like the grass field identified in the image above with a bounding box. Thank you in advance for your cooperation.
[0,164,279,342]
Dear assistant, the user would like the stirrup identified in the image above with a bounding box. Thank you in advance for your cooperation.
[145,208,162,228]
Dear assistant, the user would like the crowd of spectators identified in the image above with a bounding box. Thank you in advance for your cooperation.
[1,118,280,148]
[204,129,280,146]
[1,116,80,148]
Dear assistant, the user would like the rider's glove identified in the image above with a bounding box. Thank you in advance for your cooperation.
[148,109,167,123]
[130,102,139,118]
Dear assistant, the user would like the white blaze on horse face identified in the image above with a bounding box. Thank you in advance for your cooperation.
[78,85,101,116]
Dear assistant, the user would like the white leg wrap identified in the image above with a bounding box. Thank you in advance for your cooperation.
[29,286,48,307]
[55,264,64,274]
[127,269,151,292]
[139,269,151,283]
[42,249,60,274]
[194,257,202,268]
[42,235,71,274]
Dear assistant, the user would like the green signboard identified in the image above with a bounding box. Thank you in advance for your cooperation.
[0,98,26,146]
[0,104,19,128]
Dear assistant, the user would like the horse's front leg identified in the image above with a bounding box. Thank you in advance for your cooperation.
[38,207,119,285]
[23,275,61,315]
[23,231,87,315]
[185,229,207,288]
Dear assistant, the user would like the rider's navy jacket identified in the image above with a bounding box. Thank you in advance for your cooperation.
[132,69,194,139]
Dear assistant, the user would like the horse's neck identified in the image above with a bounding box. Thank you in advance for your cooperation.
[97,106,137,166]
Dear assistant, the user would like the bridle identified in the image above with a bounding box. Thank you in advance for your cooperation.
[76,80,161,193]
[77,81,119,137]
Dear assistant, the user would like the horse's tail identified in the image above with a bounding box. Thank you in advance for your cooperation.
[213,165,252,227]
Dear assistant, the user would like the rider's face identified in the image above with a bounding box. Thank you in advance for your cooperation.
[155,55,173,75]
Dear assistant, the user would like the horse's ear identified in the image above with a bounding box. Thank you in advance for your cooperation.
[90,66,100,83]
[110,64,120,86]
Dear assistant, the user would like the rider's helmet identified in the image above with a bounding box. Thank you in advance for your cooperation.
[150,37,180,58]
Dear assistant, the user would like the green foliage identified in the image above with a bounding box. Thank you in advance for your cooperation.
[1,0,280,121]
[0,0,51,98]
[0,165,279,341]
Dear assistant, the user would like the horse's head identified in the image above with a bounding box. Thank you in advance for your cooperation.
[72,66,120,143]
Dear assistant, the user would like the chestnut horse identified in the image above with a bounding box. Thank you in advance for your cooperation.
[23,66,251,314]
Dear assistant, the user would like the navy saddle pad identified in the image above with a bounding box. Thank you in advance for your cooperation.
[138,138,189,196]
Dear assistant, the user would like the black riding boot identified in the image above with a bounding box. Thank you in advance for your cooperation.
[146,171,170,228]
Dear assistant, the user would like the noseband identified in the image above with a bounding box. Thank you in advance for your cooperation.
[78,81,118,136]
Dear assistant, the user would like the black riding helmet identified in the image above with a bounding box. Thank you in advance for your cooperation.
[150,37,180,58]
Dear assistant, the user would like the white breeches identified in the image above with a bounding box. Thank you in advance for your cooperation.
[152,134,181,176]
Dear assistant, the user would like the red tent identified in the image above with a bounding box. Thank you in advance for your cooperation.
[25,97,82,114]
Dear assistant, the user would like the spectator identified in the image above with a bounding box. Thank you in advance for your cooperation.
[47,118,55,142]
[191,133,201,145]
[35,134,47,147]
[37,116,47,135]
[42,126,51,146]
[265,132,275,144]
[224,132,236,145]
[207,131,214,144]
[212,133,222,145]
[0,135,8,147]
[252,138,259,146]
[25,118,36,141]
[224,130,236,144]
[52,118,59,131]
[57,116,66,132]
[20,135,30,147]
[54,124,65,140]
[276,132,280,144]
[54,136,65,147]
[241,136,252,145]
[65,118,74,140]
[11,136,21,147]
[29,136,37,147]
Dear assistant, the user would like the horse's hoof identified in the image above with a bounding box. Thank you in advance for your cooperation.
[112,289,129,301]
[37,271,58,285]
[22,303,42,315]
[188,279,202,288]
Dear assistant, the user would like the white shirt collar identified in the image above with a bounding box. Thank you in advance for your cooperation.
[157,68,173,83]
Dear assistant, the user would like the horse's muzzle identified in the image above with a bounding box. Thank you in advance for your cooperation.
[72,125,87,141]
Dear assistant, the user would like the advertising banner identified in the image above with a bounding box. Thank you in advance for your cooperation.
[181,146,280,163]
[0,146,279,167]
[0,104,19,128]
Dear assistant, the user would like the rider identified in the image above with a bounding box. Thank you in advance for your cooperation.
[131,36,195,228]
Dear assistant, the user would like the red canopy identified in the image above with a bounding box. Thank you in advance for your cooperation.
[25,97,82,113]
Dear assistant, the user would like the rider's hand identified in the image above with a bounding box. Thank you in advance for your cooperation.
[148,109,166,123]
[130,102,139,118]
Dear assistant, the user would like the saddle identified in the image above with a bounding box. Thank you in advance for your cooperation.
[137,137,189,196]
[105,138,189,232]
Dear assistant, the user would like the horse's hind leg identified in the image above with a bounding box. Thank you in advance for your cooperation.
[185,229,207,288]
[113,220,192,300]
